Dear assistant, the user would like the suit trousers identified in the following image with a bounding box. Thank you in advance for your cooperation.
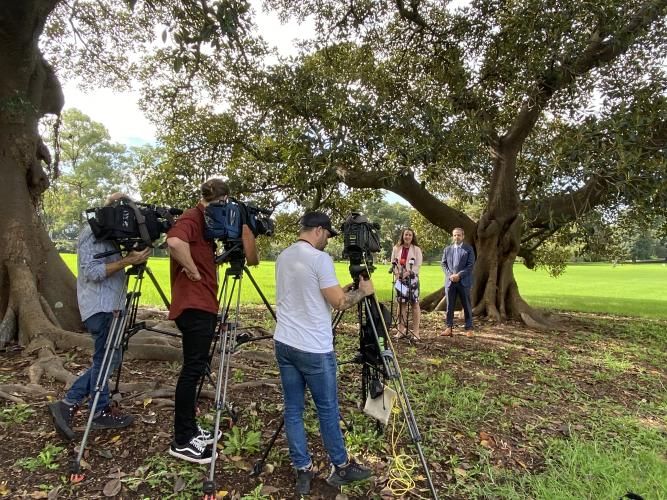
[446,282,473,330]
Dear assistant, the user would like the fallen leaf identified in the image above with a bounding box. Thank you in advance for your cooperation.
[263,463,275,474]
[216,491,228,499]
[141,411,157,424]
[0,482,9,496]
[102,478,122,497]
[454,467,467,478]
[80,458,91,471]
[97,448,113,459]
[109,435,121,443]
[260,485,279,495]
[173,476,185,493]
[28,492,48,499]
[47,486,60,500]
[335,495,349,500]
[143,397,152,408]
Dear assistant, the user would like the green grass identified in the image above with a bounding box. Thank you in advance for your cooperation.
[60,254,667,318]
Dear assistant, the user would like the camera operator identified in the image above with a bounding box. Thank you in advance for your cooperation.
[274,211,374,495]
[165,178,229,464]
[48,193,150,441]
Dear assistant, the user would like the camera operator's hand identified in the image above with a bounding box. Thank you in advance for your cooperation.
[342,282,355,292]
[183,267,201,282]
[358,276,374,296]
[123,248,151,266]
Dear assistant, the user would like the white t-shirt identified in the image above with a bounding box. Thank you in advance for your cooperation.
[273,240,340,353]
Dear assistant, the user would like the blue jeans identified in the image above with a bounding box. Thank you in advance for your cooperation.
[65,312,121,411]
[275,341,348,469]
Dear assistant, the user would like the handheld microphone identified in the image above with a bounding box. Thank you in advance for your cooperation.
[409,257,415,268]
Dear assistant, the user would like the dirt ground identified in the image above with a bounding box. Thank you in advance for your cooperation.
[1,306,665,499]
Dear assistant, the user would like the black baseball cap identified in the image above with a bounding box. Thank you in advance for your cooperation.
[300,211,339,238]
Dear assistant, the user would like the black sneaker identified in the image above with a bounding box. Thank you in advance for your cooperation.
[90,406,134,430]
[48,401,78,440]
[326,459,372,487]
[169,437,213,464]
[196,424,222,445]
[296,465,314,496]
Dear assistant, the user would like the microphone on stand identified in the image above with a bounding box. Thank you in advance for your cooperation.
[389,259,398,274]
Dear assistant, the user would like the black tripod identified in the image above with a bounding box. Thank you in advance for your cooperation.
[202,242,276,500]
[356,289,438,498]
[70,259,177,481]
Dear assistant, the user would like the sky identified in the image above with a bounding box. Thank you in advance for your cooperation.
[62,1,315,147]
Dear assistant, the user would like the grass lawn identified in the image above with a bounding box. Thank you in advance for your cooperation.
[60,254,667,318]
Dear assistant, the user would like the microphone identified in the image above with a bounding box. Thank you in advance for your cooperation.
[408,257,415,268]
[389,259,398,273]
[169,207,184,216]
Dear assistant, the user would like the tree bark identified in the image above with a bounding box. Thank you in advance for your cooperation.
[0,1,82,350]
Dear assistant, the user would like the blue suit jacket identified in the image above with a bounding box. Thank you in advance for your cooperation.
[441,243,475,290]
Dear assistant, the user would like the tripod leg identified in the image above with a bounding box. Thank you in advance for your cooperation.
[144,265,170,309]
[244,266,276,320]
[250,417,284,477]
[70,308,129,481]
[203,267,243,496]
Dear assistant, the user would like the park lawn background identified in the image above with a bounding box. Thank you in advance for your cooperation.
[60,254,667,319]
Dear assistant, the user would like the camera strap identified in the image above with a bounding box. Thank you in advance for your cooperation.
[124,199,152,246]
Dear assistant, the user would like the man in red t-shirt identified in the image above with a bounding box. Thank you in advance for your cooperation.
[166,178,229,464]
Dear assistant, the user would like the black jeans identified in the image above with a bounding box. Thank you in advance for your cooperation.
[174,308,216,445]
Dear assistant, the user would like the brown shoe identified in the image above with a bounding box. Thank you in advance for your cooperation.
[442,327,453,337]
[465,329,474,337]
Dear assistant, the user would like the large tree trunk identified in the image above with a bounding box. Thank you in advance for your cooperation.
[421,145,556,329]
[0,0,82,351]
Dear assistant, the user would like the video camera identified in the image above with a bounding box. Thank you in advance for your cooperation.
[86,199,181,250]
[204,198,275,241]
[341,212,381,280]
[204,198,275,266]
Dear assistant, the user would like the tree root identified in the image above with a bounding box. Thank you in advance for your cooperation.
[0,295,16,347]
[0,390,25,404]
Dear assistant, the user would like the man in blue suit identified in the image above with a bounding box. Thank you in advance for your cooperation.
[441,227,475,336]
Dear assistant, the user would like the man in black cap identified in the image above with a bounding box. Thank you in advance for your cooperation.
[274,211,374,495]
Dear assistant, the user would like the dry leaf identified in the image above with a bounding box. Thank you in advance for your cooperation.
[453,467,467,478]
[260,485,279,495]
[173,477,185,493]
[216,490,228,499]
[47,486,60,500]
[28,491,48,499]
[142,411,157,424]
[109,435,121,443]
[97,448,113,459]
[0,482,10,496]
[143,397,152,408]
[102,478,122,497]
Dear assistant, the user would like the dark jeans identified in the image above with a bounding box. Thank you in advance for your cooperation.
[65,312,120,411]
[174,308,216,445]
[275,340,348,469]
[446,282,473,329]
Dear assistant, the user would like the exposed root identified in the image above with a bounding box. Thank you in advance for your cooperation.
[0,390,25,404]
[27,344,75,386]
[231,378,280,390]
[39,294,62,329]
[0,295,17,347]
[0,383,55,398]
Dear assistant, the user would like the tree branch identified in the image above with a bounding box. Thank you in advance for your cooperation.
[337,167,476,236]
[505,0,667,149]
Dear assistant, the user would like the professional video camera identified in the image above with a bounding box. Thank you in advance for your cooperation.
[204,198,274,241]
[341,212,382,279]
[204,198,275,266]
[86,198,181,249]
